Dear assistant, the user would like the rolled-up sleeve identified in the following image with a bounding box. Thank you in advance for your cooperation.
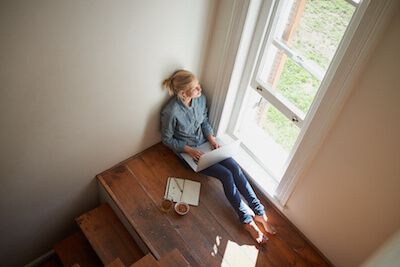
[161,110,186,153]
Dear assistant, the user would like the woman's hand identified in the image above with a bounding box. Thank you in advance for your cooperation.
[210,140,222,150]
[185,146,204,161]
[207,135,222,150]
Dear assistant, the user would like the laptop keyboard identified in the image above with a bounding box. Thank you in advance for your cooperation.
[192,159,199,165]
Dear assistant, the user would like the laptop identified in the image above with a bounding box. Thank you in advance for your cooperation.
[180,139,241,172]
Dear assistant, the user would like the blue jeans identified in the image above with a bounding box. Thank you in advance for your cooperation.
[178,157,265,224]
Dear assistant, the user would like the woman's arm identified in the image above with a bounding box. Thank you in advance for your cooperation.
[200,95,213,138]
[160,110,186,153]
[198,95,220,150]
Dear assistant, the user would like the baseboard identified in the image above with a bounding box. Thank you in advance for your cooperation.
[24,249,56,267]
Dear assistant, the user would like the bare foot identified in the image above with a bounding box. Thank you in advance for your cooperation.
[254,214,277,235]
[244,220,268,244]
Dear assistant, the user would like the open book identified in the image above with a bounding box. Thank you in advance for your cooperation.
[165,177,201,206]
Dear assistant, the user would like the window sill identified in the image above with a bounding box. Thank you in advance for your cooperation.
[217,134,285,211]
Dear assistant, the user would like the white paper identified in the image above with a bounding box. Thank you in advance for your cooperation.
[165,177,201,206]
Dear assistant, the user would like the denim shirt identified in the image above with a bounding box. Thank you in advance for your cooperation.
[161,94,213,157]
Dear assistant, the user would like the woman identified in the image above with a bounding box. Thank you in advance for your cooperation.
[160,70,276,243]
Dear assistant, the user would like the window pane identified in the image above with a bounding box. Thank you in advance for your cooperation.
[279,0,356,71]
[236,89,300,178]
[275,56,321,113]
[262,101,300,153]
[260,47,321,113]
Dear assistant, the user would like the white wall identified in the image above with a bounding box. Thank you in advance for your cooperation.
[0,1,215,266]
[201,0,234,101]
[284,6,400,267]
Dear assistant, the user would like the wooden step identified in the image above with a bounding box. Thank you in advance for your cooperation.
[105,258,125,267]
[53,230,102,267]
[158,249,189,267]
[130,250,188,267]
[130,253,159,267]
[75,203,145,266]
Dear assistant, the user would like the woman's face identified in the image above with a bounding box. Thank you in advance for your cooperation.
[183,78,202,99]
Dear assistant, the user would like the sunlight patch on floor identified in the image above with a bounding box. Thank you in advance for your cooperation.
[211,235,222,257]
[221,240,259,267]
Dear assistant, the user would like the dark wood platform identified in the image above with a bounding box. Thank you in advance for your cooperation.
[97,142,332,266]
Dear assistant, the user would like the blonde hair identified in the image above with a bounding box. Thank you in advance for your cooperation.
[162,70,196,98]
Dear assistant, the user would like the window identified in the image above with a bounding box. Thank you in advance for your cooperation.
[209,0,395,207]
[235,0,357,180]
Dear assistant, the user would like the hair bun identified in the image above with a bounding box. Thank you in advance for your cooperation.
[162,78,174,96]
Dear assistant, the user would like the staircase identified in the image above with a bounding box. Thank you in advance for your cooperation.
[53,203,189,267]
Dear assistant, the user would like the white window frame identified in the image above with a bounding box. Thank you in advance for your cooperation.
[208,0,397,208]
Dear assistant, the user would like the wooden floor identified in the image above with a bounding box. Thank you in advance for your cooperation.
[98,142,332,266]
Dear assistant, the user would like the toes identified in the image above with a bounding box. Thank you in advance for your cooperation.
[266,227,277,235]
[262,235,268,243]
[244,221,269,244]
[268,229,277,235]
[255,215,277,235]
[266,223,277,235]
[256,234,268,244]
